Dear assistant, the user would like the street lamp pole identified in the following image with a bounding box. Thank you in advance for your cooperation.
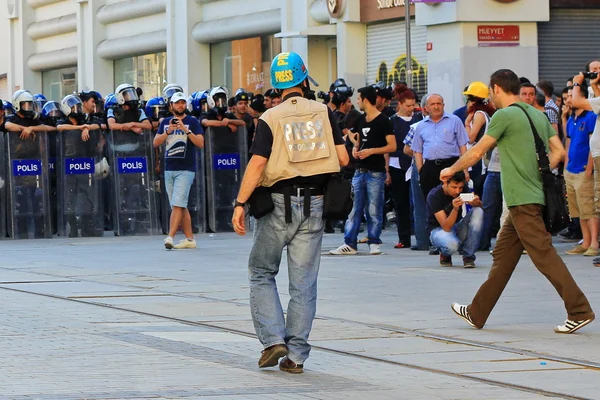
[405,0,412,88]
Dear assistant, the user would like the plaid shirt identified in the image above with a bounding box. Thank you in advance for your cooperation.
[545,99,560,124]
[403,120,423,147]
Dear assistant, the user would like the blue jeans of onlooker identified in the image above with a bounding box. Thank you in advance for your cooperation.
[248,194,324,365]
[411,163,429,249]
[479,171,503,250]
[430,207,484,259]
[344,170,386,248]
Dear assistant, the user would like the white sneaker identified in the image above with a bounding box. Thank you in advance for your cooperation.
[174,239,196,249]
[329,244,357,255]
[369,244,382,255]
[164,236,174,250]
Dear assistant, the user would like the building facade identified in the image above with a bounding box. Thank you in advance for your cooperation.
[1,0,599,111]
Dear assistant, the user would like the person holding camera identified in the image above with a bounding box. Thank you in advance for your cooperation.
[572,67,600,266]
[426,171,483,268]
[153,92,204,250]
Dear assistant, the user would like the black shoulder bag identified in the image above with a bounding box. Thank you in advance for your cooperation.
[323,174,354,220]
[510,104,569,234]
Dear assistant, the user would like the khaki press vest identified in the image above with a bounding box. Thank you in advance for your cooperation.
[260,96,340,187]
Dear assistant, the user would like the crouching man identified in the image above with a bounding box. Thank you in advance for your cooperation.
[427,171,483,268]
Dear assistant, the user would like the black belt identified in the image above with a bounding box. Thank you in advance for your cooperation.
[425,157,459,166]
[271,185,324,223]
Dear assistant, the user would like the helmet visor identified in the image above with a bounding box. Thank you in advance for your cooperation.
[214,95,227,109]
[121,88,139,103]
[20,101,34,112]
[164,87,182,101]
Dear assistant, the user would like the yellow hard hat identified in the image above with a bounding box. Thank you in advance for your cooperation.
[463,82,489,99]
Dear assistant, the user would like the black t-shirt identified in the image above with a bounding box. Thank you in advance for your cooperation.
[7,114,41,128]
[354,113,394,173]
[333,110,346,133]
[426,184,463,233]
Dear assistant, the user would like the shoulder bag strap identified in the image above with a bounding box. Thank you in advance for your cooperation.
[509,103,551,173]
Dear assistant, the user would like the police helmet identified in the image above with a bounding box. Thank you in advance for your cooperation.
[330,78,348,92]
[60,94,85,119]
[12,90,36,118]
[115,83,139,108]
[270,52,309,90]
[208,86,229,111]
[104,93,118,111]
[41,101,65,125]
[144,96,166,120]
[2,100,14,116]
[162,83,184,103]
[33,93,47,113]
[42,101,64,119]
[191,90,209,114]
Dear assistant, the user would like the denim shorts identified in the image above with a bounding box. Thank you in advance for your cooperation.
[164,170,195,208]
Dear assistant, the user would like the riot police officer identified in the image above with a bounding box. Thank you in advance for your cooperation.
[56,95,103,237]
[200,86,245,132]
[232,52,349,373]
[107,84,154,235]
[4,90,55,238]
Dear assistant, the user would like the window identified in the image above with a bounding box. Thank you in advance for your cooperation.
[210,36,281,95]
[42,67,77,101]
[114,52,167,100]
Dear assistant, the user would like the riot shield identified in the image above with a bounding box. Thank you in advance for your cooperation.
[205,126,248,232]
[107,129,158,236]
[5,131,52,239]
[57,128,105,237]
[0,133,6,239]
[48,130,58,234]
[157,147,207,235]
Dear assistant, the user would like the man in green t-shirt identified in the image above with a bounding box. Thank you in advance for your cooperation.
[440,69,595,334]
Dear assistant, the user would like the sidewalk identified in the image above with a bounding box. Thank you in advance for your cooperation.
[0,229,598,399]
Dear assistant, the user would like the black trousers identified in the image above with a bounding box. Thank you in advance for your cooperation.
[389,166,411,245]
[419,157,459,199]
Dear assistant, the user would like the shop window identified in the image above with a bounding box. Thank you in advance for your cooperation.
[42,67,77,102]
[114,52,167,100]
[211,36,281,95]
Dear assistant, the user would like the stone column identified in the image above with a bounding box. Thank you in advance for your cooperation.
[7,0,40,93]
[417,0,549,111]
[166,0,210,94]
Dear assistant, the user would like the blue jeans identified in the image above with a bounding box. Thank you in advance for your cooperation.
[411,162,429,249]
[344,170,386,248]
[248,194,324,364]
[480,171,503,250]
[430,207,484,259]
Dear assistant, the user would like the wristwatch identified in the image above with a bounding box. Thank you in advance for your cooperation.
[573,83,581,87]
[234,200,246,208]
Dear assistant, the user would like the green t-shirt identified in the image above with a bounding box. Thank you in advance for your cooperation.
[485,102,556,207]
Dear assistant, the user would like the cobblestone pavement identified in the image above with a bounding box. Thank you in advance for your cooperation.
[1,229,599,399]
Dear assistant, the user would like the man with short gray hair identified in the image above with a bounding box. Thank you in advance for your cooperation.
[411,94,469,198]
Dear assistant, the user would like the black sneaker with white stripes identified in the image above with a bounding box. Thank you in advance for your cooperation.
[451,302,478,328]
[554,317,594,334]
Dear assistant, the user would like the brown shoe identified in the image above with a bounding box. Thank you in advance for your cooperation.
[258,344,288,368]
[279,356,304,374]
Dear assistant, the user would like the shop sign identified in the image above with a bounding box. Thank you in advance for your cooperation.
[477,25,520,47]
[412,0,456,3]
[327,0,345,18]
[377,0,406,9]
